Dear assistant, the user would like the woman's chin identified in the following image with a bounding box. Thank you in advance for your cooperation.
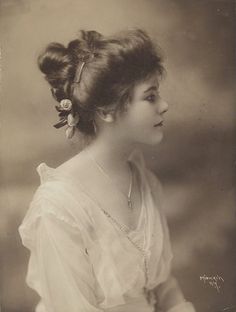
[148,132,164,146]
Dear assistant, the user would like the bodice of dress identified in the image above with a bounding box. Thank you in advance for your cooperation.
[19,149,174,312]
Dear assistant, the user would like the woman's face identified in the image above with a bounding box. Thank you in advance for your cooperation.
[115,73,168,146]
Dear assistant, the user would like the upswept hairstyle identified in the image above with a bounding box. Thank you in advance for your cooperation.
[38,29,164,136]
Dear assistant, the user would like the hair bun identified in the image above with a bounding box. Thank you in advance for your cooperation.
[38,42,75,93]
[38,43,68,75]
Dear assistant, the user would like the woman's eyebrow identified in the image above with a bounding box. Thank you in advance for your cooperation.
[143,85,158,93]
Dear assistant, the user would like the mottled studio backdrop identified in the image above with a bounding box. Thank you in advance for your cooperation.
[0,1,235,312]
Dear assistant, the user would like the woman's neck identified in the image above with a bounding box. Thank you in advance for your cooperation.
[84,130,136,174]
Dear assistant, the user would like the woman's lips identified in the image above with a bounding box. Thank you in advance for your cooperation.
[154,120,164,127]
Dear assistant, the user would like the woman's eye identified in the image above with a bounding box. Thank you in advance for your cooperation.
[145,94,156,103]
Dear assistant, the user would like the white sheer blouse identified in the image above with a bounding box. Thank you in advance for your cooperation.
[19,150,195,312]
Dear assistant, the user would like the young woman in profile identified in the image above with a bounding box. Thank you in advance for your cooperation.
[19,29,196,312]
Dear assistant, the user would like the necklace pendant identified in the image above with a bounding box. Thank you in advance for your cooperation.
[128,198,133,210]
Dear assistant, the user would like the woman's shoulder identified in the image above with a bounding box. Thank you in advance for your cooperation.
[20,171,76,231]
[34,161,83,205]
[36,151,92,200]
[21,157,94,230]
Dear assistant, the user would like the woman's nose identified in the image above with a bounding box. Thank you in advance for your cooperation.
[157,98,168,115]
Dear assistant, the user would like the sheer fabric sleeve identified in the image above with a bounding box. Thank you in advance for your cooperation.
[20,204,103,312]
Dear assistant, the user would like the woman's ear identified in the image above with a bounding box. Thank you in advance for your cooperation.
[96,109,115,123]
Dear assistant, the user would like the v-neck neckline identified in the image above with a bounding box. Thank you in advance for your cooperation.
[37,150,148,236]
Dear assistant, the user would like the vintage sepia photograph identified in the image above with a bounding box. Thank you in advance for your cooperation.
[0,1,235,312]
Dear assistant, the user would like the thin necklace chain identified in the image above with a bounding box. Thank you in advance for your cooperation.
[86,150,134,210]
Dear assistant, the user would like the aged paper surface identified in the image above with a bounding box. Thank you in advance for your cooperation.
[0,1,235,311]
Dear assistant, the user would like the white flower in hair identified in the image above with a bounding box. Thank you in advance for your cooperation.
[53,98,80,139]
[59,99,73,111]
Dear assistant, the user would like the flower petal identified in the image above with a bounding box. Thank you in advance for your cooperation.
[67,113,79,127]
[65,126,75,139]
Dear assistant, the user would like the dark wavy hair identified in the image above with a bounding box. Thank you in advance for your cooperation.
[38,29,164,136]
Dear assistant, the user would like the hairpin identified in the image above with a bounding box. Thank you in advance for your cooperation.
[72,52,96,84]
[73,61,86,84]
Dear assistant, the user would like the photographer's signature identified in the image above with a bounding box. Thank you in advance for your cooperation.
[200,274,224,293]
